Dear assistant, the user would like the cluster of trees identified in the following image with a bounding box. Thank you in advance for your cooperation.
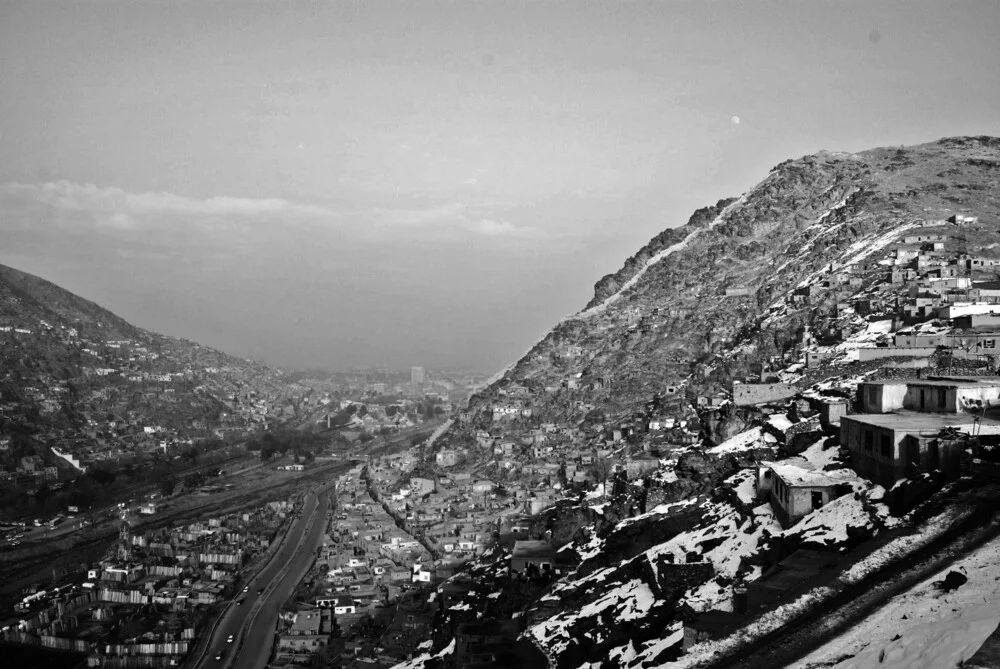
[0,466,120,519]
[418,398,446,417]
[245,429,329,461]
[0,434,244,520]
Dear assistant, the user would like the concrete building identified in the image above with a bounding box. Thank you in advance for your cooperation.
[840,412,1000,489]
[761,464,847,528]
[858,378,1000,414]
[411,366,426,385]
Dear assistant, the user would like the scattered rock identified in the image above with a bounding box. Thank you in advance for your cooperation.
[935,570,968,592]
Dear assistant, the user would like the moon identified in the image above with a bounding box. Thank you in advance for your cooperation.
[731,115,741,125]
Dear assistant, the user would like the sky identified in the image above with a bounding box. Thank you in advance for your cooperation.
[1,1,999,373]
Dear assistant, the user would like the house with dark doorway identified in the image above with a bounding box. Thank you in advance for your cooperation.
[760,463,848,528]
[509,540,556,579]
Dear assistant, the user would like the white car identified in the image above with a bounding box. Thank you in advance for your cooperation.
[227,634,234,644]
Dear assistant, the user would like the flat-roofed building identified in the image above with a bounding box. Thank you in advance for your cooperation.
[841,411,1000,488]
[762,463,848,528]
[858,378,1000,414]
[510,540,556,578]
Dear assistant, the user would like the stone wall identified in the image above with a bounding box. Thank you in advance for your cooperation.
[650,559,715,602]
[857,347,936,361]
[733,383,799,406]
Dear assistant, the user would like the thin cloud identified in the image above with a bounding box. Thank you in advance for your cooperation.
[0,181,553,244]
[368,203,546,239]
[369,202,469,228]
[476,219,545,238]
[0,181,338,220]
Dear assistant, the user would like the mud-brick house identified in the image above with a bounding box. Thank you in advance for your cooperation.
[409,476,435,496]
[435,450,459,467]
[948,214,978,225]
[509,540,556,578]
[623,454,660,479]
[840,412,1000,489]
[523,491,555,515]
[759,463,848,528]
[471,480,495,495]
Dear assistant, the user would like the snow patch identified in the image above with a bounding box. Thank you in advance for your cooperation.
[782,494,874,545]
[796,531,1000,669]
[725,469,758,506]
[528,579,660,656]
[708,427,767,454]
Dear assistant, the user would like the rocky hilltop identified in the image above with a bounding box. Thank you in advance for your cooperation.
[406,136,1000,669]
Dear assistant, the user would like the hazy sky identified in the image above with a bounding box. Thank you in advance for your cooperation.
[2,1,999,372]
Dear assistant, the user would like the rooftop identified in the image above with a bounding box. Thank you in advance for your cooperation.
[768,463,844,488]
[863,379,997,389]
[512,540,556,559]
[842,411,1000,436]
[290,611,322,635]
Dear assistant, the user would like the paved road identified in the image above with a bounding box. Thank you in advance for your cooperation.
[192,489,323,668]
[236,491,332,669]
[192,485,333,669]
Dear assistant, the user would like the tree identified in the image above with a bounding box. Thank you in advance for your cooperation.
[88,468,116,486]
[183,472,205,489]
[34,484,53,507]
[355,614,384,640]
[160,478,176,497]
[591,457,615,496]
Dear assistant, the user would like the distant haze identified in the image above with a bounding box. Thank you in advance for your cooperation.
[2,1,999,372]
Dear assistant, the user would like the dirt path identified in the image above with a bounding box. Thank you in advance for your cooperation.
[699,492,1000,669]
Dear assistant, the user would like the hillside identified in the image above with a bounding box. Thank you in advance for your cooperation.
[459,137,1000,421]
[403,136,1000,669]
[0,262,296,480]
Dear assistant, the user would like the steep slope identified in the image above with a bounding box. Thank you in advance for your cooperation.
[411,136,1000,669]
[0,264,142,341]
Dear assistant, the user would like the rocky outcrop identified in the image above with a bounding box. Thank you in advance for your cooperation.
[585,198,736,310]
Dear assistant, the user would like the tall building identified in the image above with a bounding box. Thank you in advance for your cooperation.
[411,366,426,385]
